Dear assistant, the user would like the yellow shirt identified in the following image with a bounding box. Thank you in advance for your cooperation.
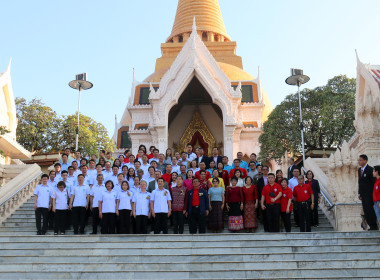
[208,177,225,190]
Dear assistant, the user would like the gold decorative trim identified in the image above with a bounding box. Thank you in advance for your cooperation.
[178,111,215,156]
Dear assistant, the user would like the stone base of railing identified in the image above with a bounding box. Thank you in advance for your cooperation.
[335,204,364,232]
[0,164,41,225]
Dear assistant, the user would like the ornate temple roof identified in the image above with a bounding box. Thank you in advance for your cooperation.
[167,0,231,43]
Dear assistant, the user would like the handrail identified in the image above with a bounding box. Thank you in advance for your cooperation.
[328,202,362,211]
[320,189,334,208]
[0,171,42,206]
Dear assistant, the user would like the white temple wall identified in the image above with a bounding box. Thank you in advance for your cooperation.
[239,130,261,158]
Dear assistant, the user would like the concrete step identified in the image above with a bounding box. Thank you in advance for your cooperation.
[0,268,378,279]
[0,251,379,263]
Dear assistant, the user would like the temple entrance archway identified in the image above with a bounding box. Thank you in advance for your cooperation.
[168,77,223,156]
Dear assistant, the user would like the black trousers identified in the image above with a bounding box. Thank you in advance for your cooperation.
[189,207,206,234]
[265,204,280,232]
[136,215,148,234]
[257,206,268,232]
[119,209,131,234]
[72,207,86,234]
[172,211,185,234]
[281,212,291,232]
[297,202,311,232]
[92,207,100,234]
[48,209,54,230]
[154,213,168,234]
[35,207,48,234]
[54,210,67,233]
[362,196,379,230]
[293,202,299,226]
[311,201,319,226]
[101,213,116,234]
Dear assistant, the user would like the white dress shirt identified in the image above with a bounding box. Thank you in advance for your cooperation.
[151,188,172,213]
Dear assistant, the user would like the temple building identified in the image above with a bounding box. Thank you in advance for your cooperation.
[114,0,273,160]
[0,60,31,165]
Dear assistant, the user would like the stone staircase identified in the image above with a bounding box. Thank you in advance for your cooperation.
[0,197,379,279]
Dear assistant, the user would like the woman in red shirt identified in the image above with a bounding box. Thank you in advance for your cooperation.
[242,176,258,232]
[373,165,380,224]
[280,178,293,232]
[275,170,283,184]
[225,177,244,232]
[217,162,230,187]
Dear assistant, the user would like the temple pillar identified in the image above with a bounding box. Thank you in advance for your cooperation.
[173,36,179,43]
[207,32,214,42]
[154,126,168,154]
[224,125,235,164]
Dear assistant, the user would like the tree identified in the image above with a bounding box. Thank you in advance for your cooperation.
[15,98,61,153]
[59,114,115,156]
[15,98,115,155]
[0,126,10,156]
[259,75,356,163]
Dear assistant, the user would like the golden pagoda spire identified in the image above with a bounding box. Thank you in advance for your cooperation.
[167,0,231,43]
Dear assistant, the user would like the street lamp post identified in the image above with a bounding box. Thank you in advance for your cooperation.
[69,73,93,151]
[285,69,310,169]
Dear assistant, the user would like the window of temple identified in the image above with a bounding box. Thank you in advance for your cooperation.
[178,35,183,43]
[232,85,254,103]
[120,131,132,148]
[202,32,208,42]
[139,86,159,105]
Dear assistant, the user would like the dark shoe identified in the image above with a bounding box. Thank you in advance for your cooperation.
[368,228,379,231]
[60,232,65,235]
[37,232,42,235]
[41,232,46,235]
[90,232,97,235]
[54,232,58,235]
[74,232,79,235]
[80,231,85,235]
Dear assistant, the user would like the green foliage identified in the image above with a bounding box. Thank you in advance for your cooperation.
[59,114,115,156]
[259,75,356,163]
[0,126,10,156]
[15,98,115,155]
[15,98,61,153]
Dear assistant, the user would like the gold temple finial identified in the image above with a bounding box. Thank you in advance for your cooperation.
[167,0,231,43]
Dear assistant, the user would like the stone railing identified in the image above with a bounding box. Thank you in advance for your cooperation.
[0,164,42,225]
[304,158,336,230]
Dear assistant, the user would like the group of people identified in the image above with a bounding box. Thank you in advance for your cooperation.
[34,144,325,235]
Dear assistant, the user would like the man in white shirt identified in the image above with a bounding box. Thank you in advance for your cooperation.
[140,154,150,177]
[145,166,156,184]
[67,166,77,187]
[288,168,301,191]
[71,161,82,178]
[150,178,172,234]
[87,159,97,178]
[102,161,112,181]
[47,171,57,190]
[149,149,160,164]
[60,154,70,171]
[171,157,181,174]
[69,174,90,234]
[185,144,197,161]
[108,165,119,186]
[126,155,136,170]
[80,165,93,187]
[71,150,82,166]
[178,152,190,169]
[89,174,106,234]
[33,174,51,235]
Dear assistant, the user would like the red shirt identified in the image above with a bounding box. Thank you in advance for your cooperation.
[148,153,154,159]
[161,173,172,184]
[218,170,230,186]
[261,183,282,204]
[192,188,200,206]
[226,186,244,203]
[293,184,313,202]
[243,185,258,202]
[194,170,211,180]
[373,177,380,202]
[280,187,293,212]
[229,168,248,179]
[123,158,130,163]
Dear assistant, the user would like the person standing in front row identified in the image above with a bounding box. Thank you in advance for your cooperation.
[132,180,151,234]
[280,178,293,233]
[358,155,378,231]
[293,175,314,232]
[150,178,172,234]
[208,178,225,233]
[52,181,69,235]
[98,180,117,234]
[34,174,51,235]
[170,176,188,234]
[226,177,244,232]
[187,178,209,234]
[89,174,106,234]
[116,181,133,234]
[261,173,282,232]
[372,166,380,225]
[242,176,258,233]
[69,174,90,235]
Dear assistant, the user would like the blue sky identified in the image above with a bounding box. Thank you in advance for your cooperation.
[1,0,380,137]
